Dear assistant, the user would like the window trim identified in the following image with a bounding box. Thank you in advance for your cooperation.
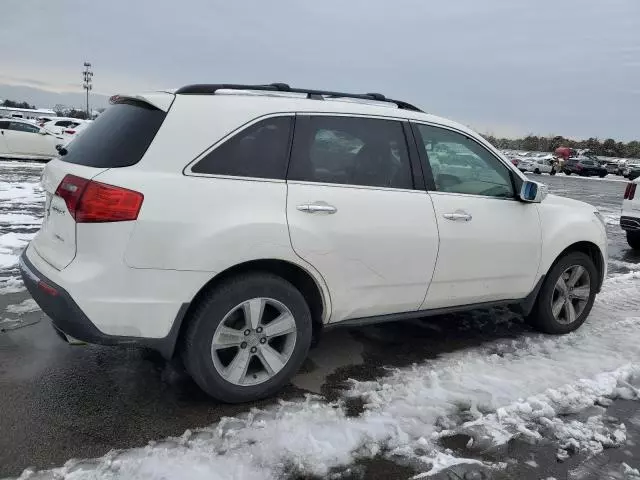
[183,112,295,183]
[410,121,521,200]
[286,113,419,192]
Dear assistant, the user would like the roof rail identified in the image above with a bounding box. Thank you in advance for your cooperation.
[174,83,423,112]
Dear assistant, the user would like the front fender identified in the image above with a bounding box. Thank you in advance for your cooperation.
[537,198,607,285]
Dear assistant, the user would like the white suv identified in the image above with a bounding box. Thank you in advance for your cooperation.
[20,84,607,403]
[621,179,640,248]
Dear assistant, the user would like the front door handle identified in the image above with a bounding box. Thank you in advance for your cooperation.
[443,211,472,222]
[297,202,337,214]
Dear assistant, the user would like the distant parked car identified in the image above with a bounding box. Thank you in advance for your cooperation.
[563,158,607,177]
[39,118,84,135]
[605,162,620,175]
[0,118,63,160]
[623,163,640,180]
[518,157,556,175]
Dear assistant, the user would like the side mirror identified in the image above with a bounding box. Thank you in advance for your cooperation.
[520,180,547,203]
[39,129,47,135]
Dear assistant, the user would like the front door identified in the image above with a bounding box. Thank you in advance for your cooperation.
[412,123,542,309]
[286,115,439,322]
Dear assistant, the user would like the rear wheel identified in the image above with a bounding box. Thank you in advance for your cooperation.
[534,168,541,174]
[627,231,640,250]
[527,252,597,334]
[182,273,312,403]
[565,171,572,176]
[599,174,606,178]
[550,169,557,176]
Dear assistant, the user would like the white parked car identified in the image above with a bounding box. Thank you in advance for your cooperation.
[0,118,63,160]
[621,179,640,249]
[59,120,93,146]
[518,156,556,175]
[39,118,83,135]
[20,84,607,403]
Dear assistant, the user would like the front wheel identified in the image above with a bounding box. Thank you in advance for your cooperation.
[527,252,597,334]
[182,273,312,403]
[627,231,640,250]
[534,168,541,174]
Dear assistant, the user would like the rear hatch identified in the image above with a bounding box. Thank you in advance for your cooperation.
[32,94,172,270]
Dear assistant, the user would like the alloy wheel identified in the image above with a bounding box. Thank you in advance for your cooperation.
[550,265,591,325]
[210,297,297,386]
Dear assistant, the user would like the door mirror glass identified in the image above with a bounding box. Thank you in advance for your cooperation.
[520,180,547,203]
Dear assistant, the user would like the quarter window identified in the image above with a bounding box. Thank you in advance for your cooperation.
[415,124,514,198]
[192,116,292,180]
[288,116,413,189]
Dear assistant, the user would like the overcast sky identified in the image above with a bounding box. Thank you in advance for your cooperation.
[1,0,639,140]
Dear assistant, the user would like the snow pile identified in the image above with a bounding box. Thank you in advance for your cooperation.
[14,270,640,480]
[5,298,40,314]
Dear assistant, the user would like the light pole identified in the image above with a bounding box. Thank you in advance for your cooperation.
[82,62,93,118]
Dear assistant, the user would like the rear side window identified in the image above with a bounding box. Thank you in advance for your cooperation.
[191,116,292,180]
[288,116,413,189]
[0,121,10,129]
[61,100,167,168]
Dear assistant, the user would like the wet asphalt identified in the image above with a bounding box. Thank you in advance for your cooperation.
[0,169,638,479]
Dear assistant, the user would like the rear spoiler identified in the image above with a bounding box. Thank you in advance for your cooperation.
[109,91,175,112]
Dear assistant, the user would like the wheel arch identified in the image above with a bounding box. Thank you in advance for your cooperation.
[546,241,605,293]
[175,259,329,356]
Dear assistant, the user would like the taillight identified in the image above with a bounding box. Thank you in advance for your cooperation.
[55,174,143,223]
[64,129,76,134]
[55,175,89,218]
[625,183,637,200]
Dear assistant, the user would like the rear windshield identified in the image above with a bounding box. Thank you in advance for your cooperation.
[61,99,167,168]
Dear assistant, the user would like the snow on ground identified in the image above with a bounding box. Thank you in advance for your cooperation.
[13,269,640,480]
[5,298,39,314]
[0,162,45,294]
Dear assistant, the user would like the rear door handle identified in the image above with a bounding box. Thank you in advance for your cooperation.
[443,211,472,222]
[297,202,337,214]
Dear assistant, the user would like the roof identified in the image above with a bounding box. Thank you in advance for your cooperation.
[0,106,56,115]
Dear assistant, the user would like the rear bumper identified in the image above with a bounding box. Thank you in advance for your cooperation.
[19,251,188,358]
[621,216,640,232]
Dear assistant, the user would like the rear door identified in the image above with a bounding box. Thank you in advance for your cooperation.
[286,115,439,322]
[32,98,169,270]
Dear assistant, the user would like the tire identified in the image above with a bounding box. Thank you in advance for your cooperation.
[599,174,606,178]
[627,231,640,250]
[534,168,541,174]
[550,169,557,176]
[182,273,313,403]
[565,171,572,176]
[527,252,597,334]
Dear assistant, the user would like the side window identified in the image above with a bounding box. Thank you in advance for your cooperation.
[415,124,514,198]
[0,121,9,129]
[9,122,39,133]
[288,116,413,189]
[191,116,292,179]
